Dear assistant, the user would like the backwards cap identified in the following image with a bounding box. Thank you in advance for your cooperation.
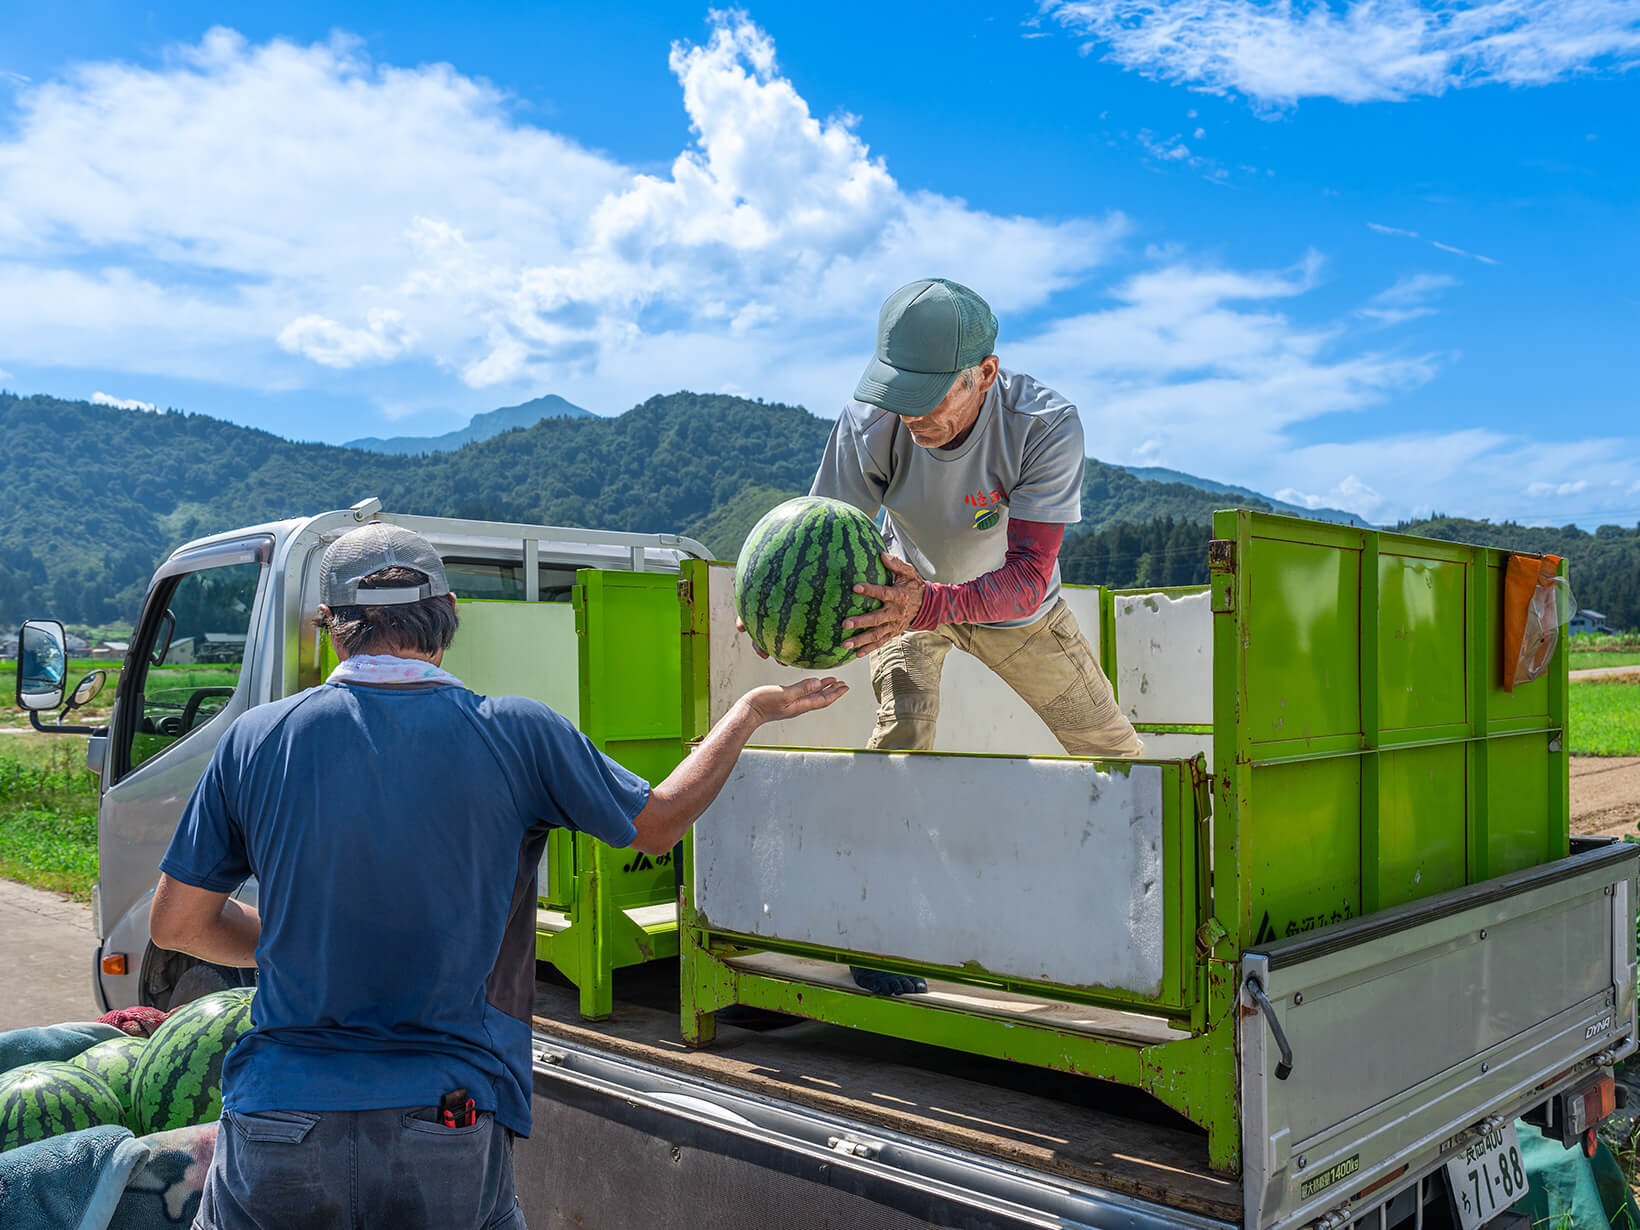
[320,524,449,607]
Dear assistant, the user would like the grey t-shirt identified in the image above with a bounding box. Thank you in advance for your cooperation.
[810,368,1085,628]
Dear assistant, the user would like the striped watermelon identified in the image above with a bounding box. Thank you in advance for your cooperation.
[68,1034,148,1128]
[131,987,256,1133]
[735,497,891,668]
[0,1061,126,1151]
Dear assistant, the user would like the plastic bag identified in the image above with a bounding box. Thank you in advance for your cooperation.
[1503,553,1572,691]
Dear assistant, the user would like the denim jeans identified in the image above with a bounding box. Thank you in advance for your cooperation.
[194,1105,525,1230]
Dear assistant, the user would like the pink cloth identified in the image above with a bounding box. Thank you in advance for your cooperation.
[97,1006,169,1038]
[910,518,1065,630]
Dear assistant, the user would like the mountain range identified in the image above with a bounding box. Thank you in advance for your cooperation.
[1117,465,1371,528]
[1,388,1633,631]
[344,394,593,454]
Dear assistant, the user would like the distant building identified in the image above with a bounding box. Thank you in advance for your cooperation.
[1569,609,1617,636]
[91,641,130,660]
[198,633,247,664]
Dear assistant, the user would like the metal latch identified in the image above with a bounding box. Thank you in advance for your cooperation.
[677,578,693,603]
[1246,977,1294,1080]
[533,1045,569,1067]
[827,1134,882,1160]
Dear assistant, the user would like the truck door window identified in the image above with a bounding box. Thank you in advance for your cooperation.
[124,559,261,772]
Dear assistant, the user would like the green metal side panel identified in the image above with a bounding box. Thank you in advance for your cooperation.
[559,568,689,1019]
[1211,510,1571,952]
[575,569,686,907]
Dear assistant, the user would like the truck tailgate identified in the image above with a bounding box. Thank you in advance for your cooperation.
[1240,841,1639,1230]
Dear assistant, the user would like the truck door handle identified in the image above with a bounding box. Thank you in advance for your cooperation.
[1246,977,1294,1080]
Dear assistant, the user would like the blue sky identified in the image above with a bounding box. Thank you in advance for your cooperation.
[1,1,1636,527]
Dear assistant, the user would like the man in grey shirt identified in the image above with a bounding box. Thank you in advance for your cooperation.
[806,278,1143,995]
[812,277,1142,757]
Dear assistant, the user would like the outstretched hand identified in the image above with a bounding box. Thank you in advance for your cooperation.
[841,553,926,657]
[743,676,848,724]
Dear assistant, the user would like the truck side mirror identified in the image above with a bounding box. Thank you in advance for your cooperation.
[66,669,107,711]
[16,619,69,711]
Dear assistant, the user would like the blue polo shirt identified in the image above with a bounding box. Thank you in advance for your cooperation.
[159,679,648,1136]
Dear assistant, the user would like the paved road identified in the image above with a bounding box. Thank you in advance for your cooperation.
[0,878,100,1029]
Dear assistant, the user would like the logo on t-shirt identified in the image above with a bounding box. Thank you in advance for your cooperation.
[965,487,1006,531]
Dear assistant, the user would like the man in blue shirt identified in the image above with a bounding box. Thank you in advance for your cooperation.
[150,524,845,1230]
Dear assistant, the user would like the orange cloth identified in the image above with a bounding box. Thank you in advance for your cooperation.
[1502,552,1562,692]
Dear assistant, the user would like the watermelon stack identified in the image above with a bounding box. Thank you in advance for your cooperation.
[0,1061,127,1151]
[68,1034,148,1128]
[130,987,256,1134]
[735,497,891,668]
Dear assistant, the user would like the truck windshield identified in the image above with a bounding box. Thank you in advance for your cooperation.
[127,559,261,771]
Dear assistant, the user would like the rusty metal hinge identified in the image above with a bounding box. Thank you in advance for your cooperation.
[1207,539,1236,571]
[1196,917,1229,956]
[677,578,693,603]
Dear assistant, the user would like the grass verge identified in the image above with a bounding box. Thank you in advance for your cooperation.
[0,735,100,901]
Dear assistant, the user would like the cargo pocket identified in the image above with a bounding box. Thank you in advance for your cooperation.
[227,1109,321,1144]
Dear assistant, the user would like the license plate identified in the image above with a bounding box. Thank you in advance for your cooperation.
[1446,1121,1529,1230]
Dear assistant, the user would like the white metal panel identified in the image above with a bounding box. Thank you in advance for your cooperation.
[1114,590,1212,728]
[693,749,1168,996]
[706,563,1103,755]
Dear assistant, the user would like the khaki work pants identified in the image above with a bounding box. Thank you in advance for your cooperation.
[866,598,1144,757]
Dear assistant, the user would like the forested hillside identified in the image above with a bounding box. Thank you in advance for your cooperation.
[1057,514,1640,632]
[0,391,1248,629]
[8,390,1627,633]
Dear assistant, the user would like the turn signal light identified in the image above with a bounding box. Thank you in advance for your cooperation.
[101,953,127,976]
[1566,1074,1618,1136]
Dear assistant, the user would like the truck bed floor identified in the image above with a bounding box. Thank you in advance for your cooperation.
[531,961,1241,1222]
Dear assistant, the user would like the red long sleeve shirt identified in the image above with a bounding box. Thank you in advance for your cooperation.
[909,517,1064,630]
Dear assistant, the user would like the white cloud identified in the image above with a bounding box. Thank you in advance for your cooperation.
[1047,0,1640,106]
[1359,272,1456,324]
[0,15,1629,527]
[1276,475,1384,517]
[278,308,416,368]
[1368,222,1498,265]
[1429,240,1498,266]
[90,391,156,411]
[1004,251,1447,500]
[1526,479,1591,498]
[0,16,1122,408]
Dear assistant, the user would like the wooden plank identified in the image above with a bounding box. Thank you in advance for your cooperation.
[531,968,1241,1223]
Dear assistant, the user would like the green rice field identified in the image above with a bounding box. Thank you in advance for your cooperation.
[1569,677,1640,757]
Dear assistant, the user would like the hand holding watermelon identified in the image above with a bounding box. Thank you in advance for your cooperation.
[840,553,926,656]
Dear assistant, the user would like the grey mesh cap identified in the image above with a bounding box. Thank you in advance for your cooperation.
[853,278,999,417]
[320,524,450,607]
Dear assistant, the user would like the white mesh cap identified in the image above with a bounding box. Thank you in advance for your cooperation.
[320,524,450,607]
